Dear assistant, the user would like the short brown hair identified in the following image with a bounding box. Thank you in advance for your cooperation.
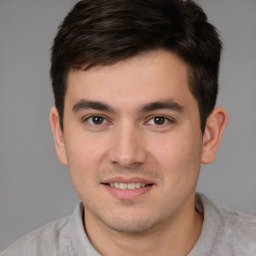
[50,0,222,132]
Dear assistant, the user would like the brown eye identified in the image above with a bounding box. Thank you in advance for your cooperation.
[86,116,107,125]
[146,116,174,127]
[153,116,166,125]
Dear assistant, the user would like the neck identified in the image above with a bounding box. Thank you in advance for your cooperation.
[84,195,203,256]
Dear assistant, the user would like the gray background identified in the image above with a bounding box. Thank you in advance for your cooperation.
[0,0,255,251]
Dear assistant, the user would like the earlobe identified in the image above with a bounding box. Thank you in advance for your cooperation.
[201,107,228,164]
[49,106,68,165]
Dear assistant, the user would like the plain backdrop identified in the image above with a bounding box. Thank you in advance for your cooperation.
[0,0,255,251]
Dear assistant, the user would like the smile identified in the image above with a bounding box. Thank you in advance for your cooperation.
[107,182,151,189]
[102,179,154,199]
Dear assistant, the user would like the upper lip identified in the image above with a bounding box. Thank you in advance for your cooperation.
[101,176,154,185]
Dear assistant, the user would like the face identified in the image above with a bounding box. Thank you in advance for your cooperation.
[51,50,219,234]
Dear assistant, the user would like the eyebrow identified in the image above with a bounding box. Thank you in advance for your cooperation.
[138,99,184,113]
[72,99,115,113]
[72,99,183,114]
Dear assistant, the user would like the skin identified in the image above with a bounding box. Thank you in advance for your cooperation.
[50,50,227,256]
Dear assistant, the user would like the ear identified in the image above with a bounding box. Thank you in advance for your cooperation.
[201,107,228,164]
[49,106,68,165]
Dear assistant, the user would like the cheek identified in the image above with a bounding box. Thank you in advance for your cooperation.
[63,132,109,190]
[64,136,105,201]
[65,130,108,164]
[150,131,202,180]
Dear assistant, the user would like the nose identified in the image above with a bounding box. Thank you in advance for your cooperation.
[109,123,147,169]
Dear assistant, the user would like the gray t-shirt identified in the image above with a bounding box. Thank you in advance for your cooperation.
[1,193,256,256]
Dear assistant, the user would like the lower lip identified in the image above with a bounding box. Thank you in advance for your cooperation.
[103,184,153,200]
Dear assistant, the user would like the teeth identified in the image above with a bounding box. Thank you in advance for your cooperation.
[109,182,147,189]
[128,183,135,189]
[120,183,128,189]
[135,183,141,188]
[114,182,120,189]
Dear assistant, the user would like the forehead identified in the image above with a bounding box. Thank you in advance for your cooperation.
[65,50,196,111]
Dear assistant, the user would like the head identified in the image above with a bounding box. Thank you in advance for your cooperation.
[49,0,227,242]
[50,0,222,133]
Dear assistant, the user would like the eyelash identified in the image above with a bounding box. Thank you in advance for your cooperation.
[82,115,175,128]
[83,115,110,126]
[145,116,175,126]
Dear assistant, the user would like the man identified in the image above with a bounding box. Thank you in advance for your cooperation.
[1,0,255,255]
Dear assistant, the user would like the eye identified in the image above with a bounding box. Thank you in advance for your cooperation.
[146,116,173,126]
[84,115,108,125]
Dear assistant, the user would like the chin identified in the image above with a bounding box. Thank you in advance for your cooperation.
[100,212,161,233]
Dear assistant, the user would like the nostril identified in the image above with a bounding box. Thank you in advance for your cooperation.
[111,160,143,171]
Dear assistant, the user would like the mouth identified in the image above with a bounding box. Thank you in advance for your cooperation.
[101,178,154,199]
[104,182,153,190]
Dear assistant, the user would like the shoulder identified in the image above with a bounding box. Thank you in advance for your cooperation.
[220,206,256,249]
[0,216,70,256]
[197,193,256,255]
[0,203,97,256]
